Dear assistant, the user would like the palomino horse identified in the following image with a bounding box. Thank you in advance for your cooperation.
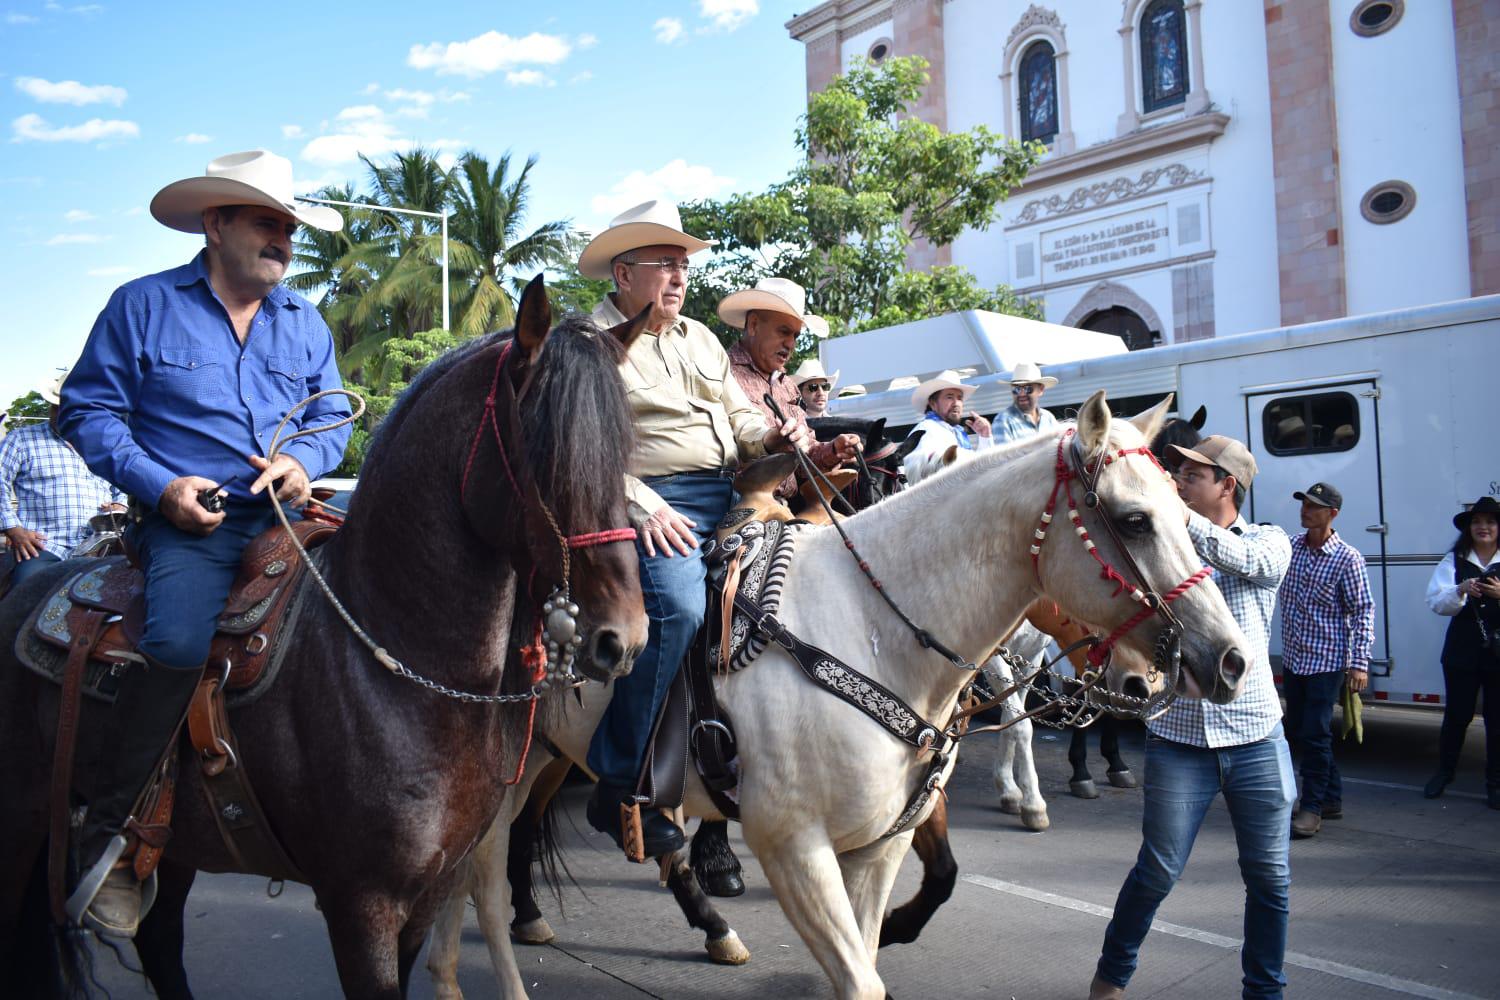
[429,391,1249,1000]
[0,278,648,998]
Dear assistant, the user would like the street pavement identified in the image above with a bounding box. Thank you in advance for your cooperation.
[92,704,1498,999]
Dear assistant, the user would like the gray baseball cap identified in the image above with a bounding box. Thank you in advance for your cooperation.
[1169,435,1258,487]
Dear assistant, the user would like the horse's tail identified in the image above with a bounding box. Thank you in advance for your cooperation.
[9,846,97,1000]
[532,784,579,915]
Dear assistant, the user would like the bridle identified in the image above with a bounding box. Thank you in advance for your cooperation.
[1027,428,1214,717]
[460,338,637,692]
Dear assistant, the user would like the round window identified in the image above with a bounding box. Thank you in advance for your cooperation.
[1350,0,1403,37]
[868,39,891,62]
[1360,180,1416,224]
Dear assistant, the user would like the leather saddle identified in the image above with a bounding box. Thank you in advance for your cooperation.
[23,517,338,703]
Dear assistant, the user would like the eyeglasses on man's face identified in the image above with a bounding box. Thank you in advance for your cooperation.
[1012,384,1042,395]
[804,382,831,393]
[624,258,695,276]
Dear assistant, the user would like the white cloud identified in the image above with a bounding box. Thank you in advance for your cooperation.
[505,69,552,87]
[407,30,571,79]
[384,88,472,106]
[14,76,127,106]
[87,265,133,277]
[175,132,212,144]
[699,0,758,31]
[12,113,139,143]
[281,124,305,139]
[653,17,684,45]
[577,33,598,49]
[299,105,460,166]
[569,70,593,84]
[394,105,430,119]
[63,208,94,222]
[47,232,107,245]
[121,205,144,216]
[7,12,40,23]
[590,159,736,218]
[360,82,379,95]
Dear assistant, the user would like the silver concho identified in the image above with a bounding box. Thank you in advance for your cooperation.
[540,588,583,685]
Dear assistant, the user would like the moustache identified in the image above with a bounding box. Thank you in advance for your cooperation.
[261,249,289,264]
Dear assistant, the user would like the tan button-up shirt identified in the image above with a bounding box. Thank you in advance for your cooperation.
[593,295,770,516]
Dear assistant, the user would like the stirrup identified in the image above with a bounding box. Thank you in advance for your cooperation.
[65,832,128,927]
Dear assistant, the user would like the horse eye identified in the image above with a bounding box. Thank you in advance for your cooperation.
[1120,512,1152,535]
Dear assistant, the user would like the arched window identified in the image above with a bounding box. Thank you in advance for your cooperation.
[1018,40,1059,144]
[1140,0,1189,113]
[1082,306,1156,351]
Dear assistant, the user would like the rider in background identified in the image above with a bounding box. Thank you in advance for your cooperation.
[899,370,992,485]
[575,201,809,859]
[723,278,859,502]
[990,360,1059,446]
[58,150,350,938]
[1091,435,1293,1000]
[0,373,125,587]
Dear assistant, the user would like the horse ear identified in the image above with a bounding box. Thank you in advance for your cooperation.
[894,434,922,462]
[514,274,553,365]
[606,305,651,352]
[1076,390,1112,457]
[1189,404,1207,430]
[1129,393,1173,443]
[940,444,960,467]
[868,417,887,450]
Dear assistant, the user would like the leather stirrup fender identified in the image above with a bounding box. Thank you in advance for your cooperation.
[49,607,109,924]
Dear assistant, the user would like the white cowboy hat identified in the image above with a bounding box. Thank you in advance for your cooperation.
[150,150,343,234]
[803,314,831,339]
[999,360,1059,389]
[577,200,716,280]
[910,369,976,413]
[717,276,824,332]
[38,374,65,406]
[789,358,839,391]
[836,383,867,399]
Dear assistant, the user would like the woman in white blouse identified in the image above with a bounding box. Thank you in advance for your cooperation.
[1423,496,1500,808]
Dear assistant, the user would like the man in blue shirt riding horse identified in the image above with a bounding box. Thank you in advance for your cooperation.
[58,150,351,938]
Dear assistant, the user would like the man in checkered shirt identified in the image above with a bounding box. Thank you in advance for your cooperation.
[1279,482,1373,839]
[1,374,124,588]
[1091,435,1293,1000]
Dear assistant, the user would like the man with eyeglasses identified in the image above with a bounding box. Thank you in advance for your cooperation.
[991,360,1059,446]
[791,358,838,417]
[575,201,810,860]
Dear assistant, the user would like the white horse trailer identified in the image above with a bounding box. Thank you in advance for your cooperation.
[825,295,1500,706]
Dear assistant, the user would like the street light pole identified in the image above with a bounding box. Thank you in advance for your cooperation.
[295,196,451,332]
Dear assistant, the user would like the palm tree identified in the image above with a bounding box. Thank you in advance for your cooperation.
[447,151,581,335]
[349,148,454,340]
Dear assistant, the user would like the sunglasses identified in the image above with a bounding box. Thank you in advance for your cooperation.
[804,382,831,392]
[1012,384,1042,395]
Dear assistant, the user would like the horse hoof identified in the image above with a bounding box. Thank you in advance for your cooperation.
[1107,769,1137,789]
[997,793,1022,815]
[707,928,751,966]
[1021,807,1050,831]
[512,917,556,945]
[1070,778,1100,799]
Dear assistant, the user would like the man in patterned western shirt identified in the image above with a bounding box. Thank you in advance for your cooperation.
[1279,482,1373,839]
[0,375,124,587]
[1092,435,1293,1000]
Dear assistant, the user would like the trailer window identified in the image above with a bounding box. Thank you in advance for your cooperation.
[1263,392,1359,455]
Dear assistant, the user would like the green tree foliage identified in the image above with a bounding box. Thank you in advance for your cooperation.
[332,327,465,477]
[681,55,1042,349]
[6,391,50,424]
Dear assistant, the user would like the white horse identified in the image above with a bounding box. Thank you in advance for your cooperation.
[430,392,1250,1000]
[982,624,1051,831]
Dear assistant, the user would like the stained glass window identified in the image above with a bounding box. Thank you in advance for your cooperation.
[1141,0,1189,113]
[1019,40,1058,144]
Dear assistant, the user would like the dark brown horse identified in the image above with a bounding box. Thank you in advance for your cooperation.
[0,277,648,998]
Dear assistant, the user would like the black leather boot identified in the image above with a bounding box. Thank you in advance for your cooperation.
[585,782,685,858]
[1423,769,1454,799]
[69,657,202,938]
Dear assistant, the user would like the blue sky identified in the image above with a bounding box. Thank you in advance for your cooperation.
[0,0,810,408]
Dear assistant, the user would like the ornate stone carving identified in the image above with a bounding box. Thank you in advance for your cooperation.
[1006,4,1065,48]
[1013,162,1205,224]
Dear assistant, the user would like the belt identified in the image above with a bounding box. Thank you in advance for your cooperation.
[647,467,737,483]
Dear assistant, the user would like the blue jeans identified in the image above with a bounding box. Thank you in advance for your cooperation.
[131,505,277,670]
[1282,670,1345,814]
[587,475,733,788]
[8,547,62,586]
[1097,726,1295,999]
